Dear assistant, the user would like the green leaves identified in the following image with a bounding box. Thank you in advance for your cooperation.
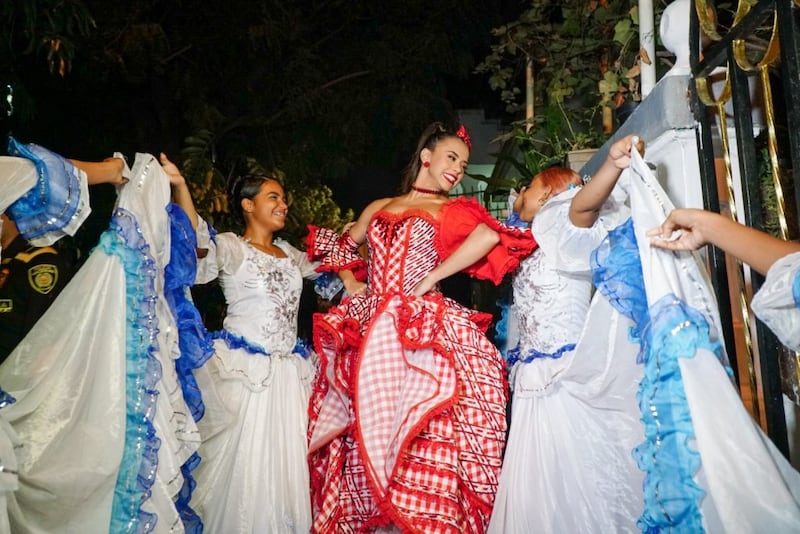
[477,0,649,114]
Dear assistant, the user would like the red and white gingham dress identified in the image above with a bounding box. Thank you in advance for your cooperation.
[307,198,535,534]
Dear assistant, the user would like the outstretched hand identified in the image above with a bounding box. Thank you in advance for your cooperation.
[159,153,186,187]
[647,208,710,251]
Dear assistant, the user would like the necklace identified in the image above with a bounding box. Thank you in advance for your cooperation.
[411,185,445,196]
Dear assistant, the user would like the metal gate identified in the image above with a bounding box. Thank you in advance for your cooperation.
[690,0,800,456]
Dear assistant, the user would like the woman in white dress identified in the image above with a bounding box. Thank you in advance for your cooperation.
[164,157,320,533]
[492,140,800,533]
[489,136,645,533]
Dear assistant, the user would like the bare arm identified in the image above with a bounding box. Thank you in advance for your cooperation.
[569,134,640,228]
[338,269,367,295]
[70,157,128,186]
[412,223,500,296]
[346,197,392,244]
[648,208,800,275]
[159,153,199,231]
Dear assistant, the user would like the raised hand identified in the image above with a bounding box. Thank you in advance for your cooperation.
[159,153,186,187]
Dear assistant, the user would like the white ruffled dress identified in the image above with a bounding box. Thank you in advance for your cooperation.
[0,154,200,533]
[491,150,800,533]
[191,223,319,533]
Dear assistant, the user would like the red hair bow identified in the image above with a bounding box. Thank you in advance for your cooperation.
[456,125,472,150]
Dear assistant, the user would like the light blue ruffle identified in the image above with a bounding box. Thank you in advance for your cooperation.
[6,137,82,240]
[494,297,511,359]
[793,266,800,309]
[592,217,647,358]
[101,208,162,534]
[592,218,716,533]
[504,211,528,229]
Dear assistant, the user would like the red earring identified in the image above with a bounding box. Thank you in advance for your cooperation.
[423,161,430,168]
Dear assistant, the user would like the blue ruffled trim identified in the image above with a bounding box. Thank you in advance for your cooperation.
[494,298,511,359]
[506,342,576,366]
[592,217,716,533]
[174,452,203,534]
[0,389,15,409]
[633,294,724,533]
[294,338,313,359]
[211,329,312,359]
[6,137,82,240]
[101,208,162,534]
[164,204,214,422]
[592,218,648,361]
[505,211,528,229]
[163,203,211,533]
[793,266,800,309]
[314,271,344,300]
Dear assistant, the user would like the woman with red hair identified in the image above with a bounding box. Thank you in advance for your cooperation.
[489,136,646,533]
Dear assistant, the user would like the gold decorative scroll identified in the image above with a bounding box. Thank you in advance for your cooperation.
[733,12,800,388]
[695,70,761,420]
[733,12,788,239]
[695,0,754,42]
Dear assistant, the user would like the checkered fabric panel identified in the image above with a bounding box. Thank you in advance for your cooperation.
[308,211,508,533]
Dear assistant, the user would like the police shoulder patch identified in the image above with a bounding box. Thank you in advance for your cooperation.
[28,264,59,295]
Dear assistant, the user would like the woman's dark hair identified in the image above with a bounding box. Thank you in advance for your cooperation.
[399,122,464,194]
[227,173,282,223]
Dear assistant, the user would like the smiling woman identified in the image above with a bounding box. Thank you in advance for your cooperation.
[163,158,323,532]
[305,122,537,534]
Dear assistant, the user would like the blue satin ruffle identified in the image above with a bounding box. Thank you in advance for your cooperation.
[494,297,511,359]
[175,451,202,534]
[504,211,528,229]
[6,137,83,241]
[592,217,647,358]
[0,389,15,409]
[164,203,211,534]
[211,329,312,359]
[314,271,344,300]
[506,342,576,366]
[164,203,214,422]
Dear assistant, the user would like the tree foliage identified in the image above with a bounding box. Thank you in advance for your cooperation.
[1,0,515,242]
[474,0,670,180]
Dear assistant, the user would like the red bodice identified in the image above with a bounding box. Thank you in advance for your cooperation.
[366,209,440,296]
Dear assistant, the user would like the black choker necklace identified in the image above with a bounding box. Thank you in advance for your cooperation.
[411,185,445,196]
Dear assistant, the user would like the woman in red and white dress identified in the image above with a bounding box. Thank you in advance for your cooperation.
[306,122,536,534]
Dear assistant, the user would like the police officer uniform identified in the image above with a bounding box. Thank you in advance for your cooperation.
[0,234,70,362]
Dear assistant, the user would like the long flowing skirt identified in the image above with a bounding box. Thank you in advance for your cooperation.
[192,343,315,533]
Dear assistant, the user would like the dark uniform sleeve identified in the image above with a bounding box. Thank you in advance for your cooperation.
[0,243,70,361]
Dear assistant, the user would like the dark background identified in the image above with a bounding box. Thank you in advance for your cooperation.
[2,0,522,214]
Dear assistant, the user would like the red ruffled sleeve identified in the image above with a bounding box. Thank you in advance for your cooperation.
[306,225,368,281]
[436,197,537,285]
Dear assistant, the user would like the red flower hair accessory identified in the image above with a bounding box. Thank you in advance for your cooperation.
[455,125,472,150]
